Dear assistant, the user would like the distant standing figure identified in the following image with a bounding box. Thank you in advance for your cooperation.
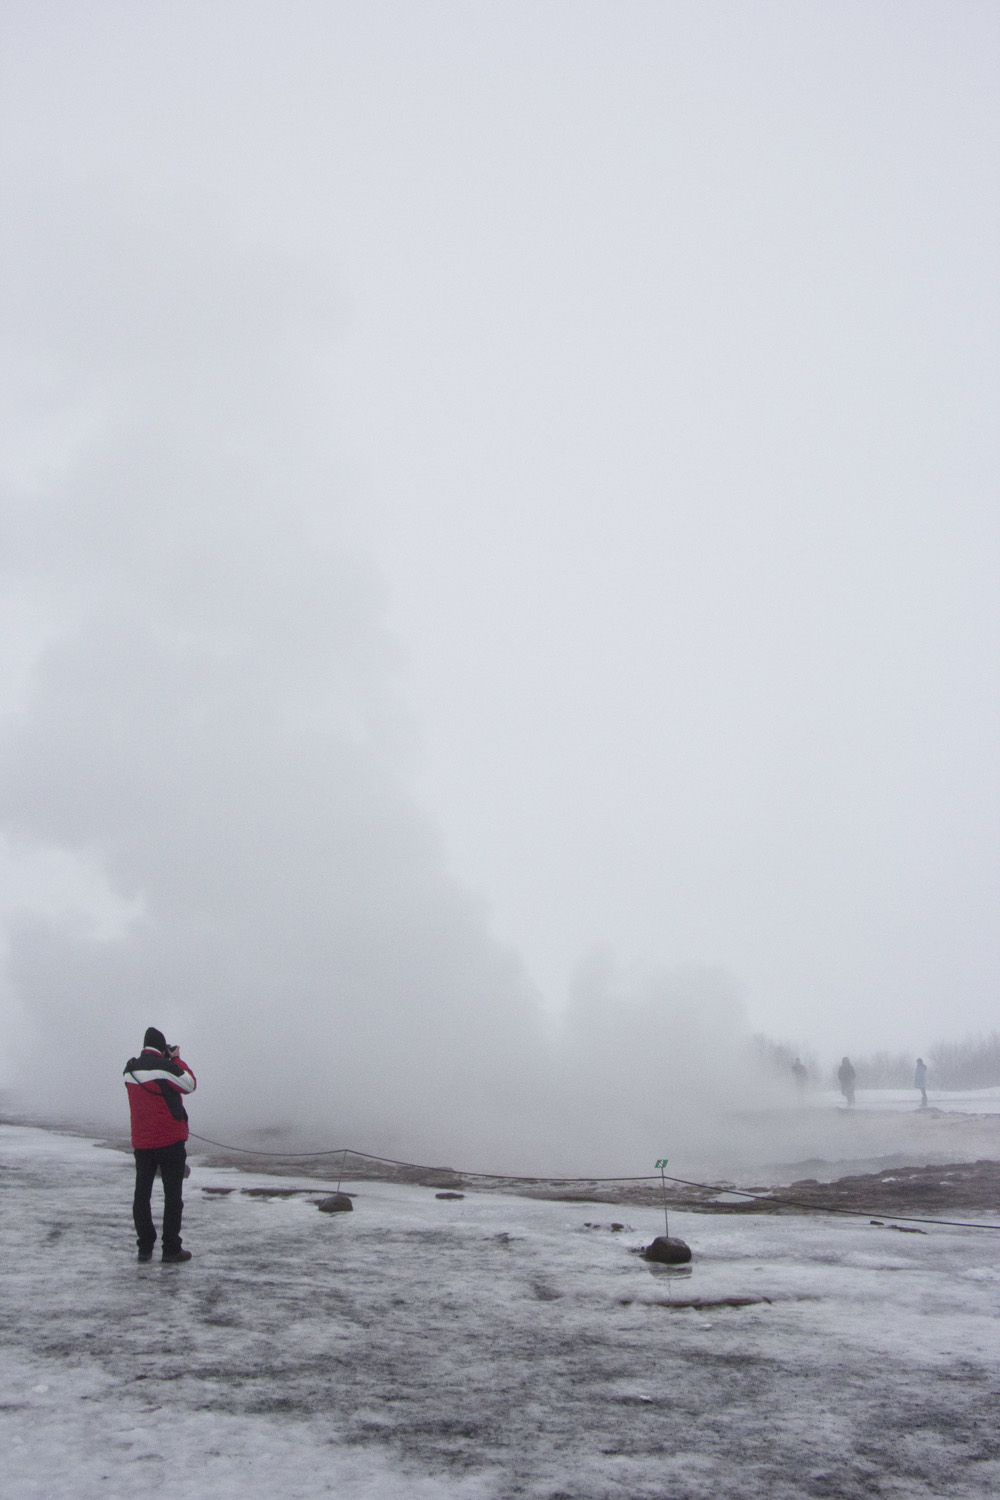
[792,1057,808,1092]
[837,1056,856,1107]
[915,1057,928,1108]
[124,1027,197,1263]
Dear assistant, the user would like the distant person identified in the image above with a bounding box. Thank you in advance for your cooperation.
[837,1056,856,1108]
[124,1027,197,1263]
[915,1057,928,1108]
[792,1057,808,1092]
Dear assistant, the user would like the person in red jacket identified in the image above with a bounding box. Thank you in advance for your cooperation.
[124,1027,197,1263]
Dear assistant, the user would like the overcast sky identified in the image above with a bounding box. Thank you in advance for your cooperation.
[1,2,998,1143]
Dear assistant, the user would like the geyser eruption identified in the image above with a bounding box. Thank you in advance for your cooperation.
[0,184,554,1167]
[0,178,785,1178]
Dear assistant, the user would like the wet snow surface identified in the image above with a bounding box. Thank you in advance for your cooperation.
[3,1126,1000,1499]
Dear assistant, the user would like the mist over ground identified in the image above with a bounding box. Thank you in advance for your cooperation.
[1,4,998,1172]
[0,178,783,1174]
[0,190,534,1166]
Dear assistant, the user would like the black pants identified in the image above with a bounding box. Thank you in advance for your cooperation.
[133,1142,186,1256]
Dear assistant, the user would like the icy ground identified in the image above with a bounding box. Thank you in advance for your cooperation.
[2,1124,1000,1499]
[709,1094,1000,1184]
[813,1088,1000,1116]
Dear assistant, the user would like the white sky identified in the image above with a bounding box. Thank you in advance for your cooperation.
[1,2,998,1082]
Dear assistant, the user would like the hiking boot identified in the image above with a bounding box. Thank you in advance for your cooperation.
[161,1249,192,1264]
[137,1250,153,1263]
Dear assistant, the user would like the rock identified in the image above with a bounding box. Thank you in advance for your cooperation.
[242,1186,315,1197]
[643,1235,692,1264]
[435,1191,465,1200]
[316,1193,354,1213]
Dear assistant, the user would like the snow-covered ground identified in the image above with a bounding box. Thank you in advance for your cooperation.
[813,1088,1000,1116]
[2,1122,1000,1500]
[708,1095,1000,1185]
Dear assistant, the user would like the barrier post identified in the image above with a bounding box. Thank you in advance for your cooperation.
[655,1158,670,1238]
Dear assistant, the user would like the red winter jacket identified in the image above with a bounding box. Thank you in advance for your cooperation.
[124,1046,197,1149]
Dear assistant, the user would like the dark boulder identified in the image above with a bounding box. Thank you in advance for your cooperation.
[316,1193,354,1213]
[643,1235,692,1264]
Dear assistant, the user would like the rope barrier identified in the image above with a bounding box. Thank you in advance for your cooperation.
[657,1172,1000,1232]
[186,1131,1000,1232]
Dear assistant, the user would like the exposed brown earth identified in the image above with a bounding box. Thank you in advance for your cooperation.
[756,1158,1000,1217]
[189,1147,1000,1220]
